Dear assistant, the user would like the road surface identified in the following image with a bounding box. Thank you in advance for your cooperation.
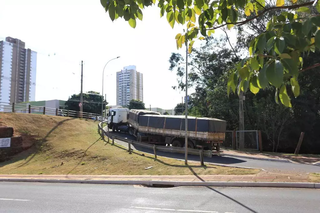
[107,132,320,173]
[1,182,319,213]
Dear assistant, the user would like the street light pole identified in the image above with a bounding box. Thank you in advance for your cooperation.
[101,56,120,119]
[185,31,189,165]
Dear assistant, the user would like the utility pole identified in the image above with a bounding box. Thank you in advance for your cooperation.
[239,91,245,149]
[105,94,107,118]
[185,31,189,165]
[80,60,84,118]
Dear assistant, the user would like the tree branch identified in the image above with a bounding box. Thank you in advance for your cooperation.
[253,0,265,9]
[300,63,320,72]
[221,28,240,61]
[208,1,315,31]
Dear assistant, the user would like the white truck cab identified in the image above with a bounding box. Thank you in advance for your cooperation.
[107,108,129,131]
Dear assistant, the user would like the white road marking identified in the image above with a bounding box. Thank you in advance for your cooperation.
[0,198,30,202]
[132,206,219,213]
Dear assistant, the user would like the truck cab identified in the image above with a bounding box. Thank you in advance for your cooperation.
[107,108,129,132]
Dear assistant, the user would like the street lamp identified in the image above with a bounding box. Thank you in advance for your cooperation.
[101,56,120,119]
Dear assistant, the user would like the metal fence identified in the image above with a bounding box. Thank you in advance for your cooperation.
[97,121,216,166]
[222,130,262,151]
[0,102,100,119]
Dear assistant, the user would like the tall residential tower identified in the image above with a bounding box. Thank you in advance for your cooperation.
[0,37,37,104]
[116,65,143,106]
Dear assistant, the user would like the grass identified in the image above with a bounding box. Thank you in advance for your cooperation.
[310,173,320,182]
[0,113,259,176]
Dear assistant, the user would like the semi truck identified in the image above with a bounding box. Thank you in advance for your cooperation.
[107,108,226,151]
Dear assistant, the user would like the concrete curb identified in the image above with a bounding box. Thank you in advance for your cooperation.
[222,154,291,163]
[0,178,319,189]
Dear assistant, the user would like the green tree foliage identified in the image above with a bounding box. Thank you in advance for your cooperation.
[174,103,185,115]
[128,99,145,109]
[101,0,320,107]
[65,91,106,114]
[170,33,320,153]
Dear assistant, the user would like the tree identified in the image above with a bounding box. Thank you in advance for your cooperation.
[174,103,185,115]
[101,0,320,107]
[128,99,145,109]
[65,91,106,114]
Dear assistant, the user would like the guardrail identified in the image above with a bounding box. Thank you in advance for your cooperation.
[0,102,100,120]
[98,121,214,166]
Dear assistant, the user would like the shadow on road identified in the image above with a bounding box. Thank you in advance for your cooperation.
[106,131,247,165]
[188,166,257,213]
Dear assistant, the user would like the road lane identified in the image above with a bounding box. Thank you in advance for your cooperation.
[1,182,319,213]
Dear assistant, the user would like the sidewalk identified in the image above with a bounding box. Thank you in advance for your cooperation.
[0,172,318,188]
[0,171,313,183]
[221,149,320,165]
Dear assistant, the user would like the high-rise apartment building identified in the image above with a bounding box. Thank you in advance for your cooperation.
[116,65,143,106]
[0,37,37,104]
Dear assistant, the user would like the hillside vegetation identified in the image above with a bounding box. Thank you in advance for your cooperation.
[0,113,259,175]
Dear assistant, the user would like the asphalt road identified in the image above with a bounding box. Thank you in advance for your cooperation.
[1,182,320,213]
[107,132,320,173]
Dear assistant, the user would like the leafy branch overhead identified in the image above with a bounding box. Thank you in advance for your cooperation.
[101,0,320,107]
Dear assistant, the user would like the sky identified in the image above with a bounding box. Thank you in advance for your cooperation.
[0,0,230,109]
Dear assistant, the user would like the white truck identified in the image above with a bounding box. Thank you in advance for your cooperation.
[107,107,129,132]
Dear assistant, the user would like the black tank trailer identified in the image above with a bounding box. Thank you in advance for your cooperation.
[128,109,226,151]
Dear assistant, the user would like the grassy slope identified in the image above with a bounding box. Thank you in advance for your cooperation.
[0,113,259,175]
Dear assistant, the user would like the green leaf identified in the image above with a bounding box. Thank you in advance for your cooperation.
[167,11,175,28]
[296,7,310,13]
[266,60,283,88]
[208,29,215,36]
[290,77,300,97]
[283,33,296,48]
[239,66,249,80]
[258,66,268,89]
[160,6,165,16]
[188,40,195,53]
[136,8,143,21]
[240,79,249,92]
[257,34,266,53]
[187,22,195,28]
[275,37,285,54]
[302,19,312,35]
[276,0,284,6]
[194,5,202,15]
[177,0,185,9]
[316,0,320,13]
[249,39,255,56]
[250,77,260,94]
[250,58,260,70]
[311,16,320,27]
[128,18,136,28]
[101,0,108,8]
[109,2,116,21]
[280,53,291,59]
[281,58,299,76]
[245,2,253,16]
[315,30,320,49]
[266,36,275,52]
[279,85,292,107]
[227,72,235,95]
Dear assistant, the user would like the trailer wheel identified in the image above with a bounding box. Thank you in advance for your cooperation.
[184,141,195,149]
[172,140,183,147]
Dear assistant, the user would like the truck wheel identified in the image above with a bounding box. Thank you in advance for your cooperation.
[112,125,115,132]
[184,141,194,149]
[172,140,183,147]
